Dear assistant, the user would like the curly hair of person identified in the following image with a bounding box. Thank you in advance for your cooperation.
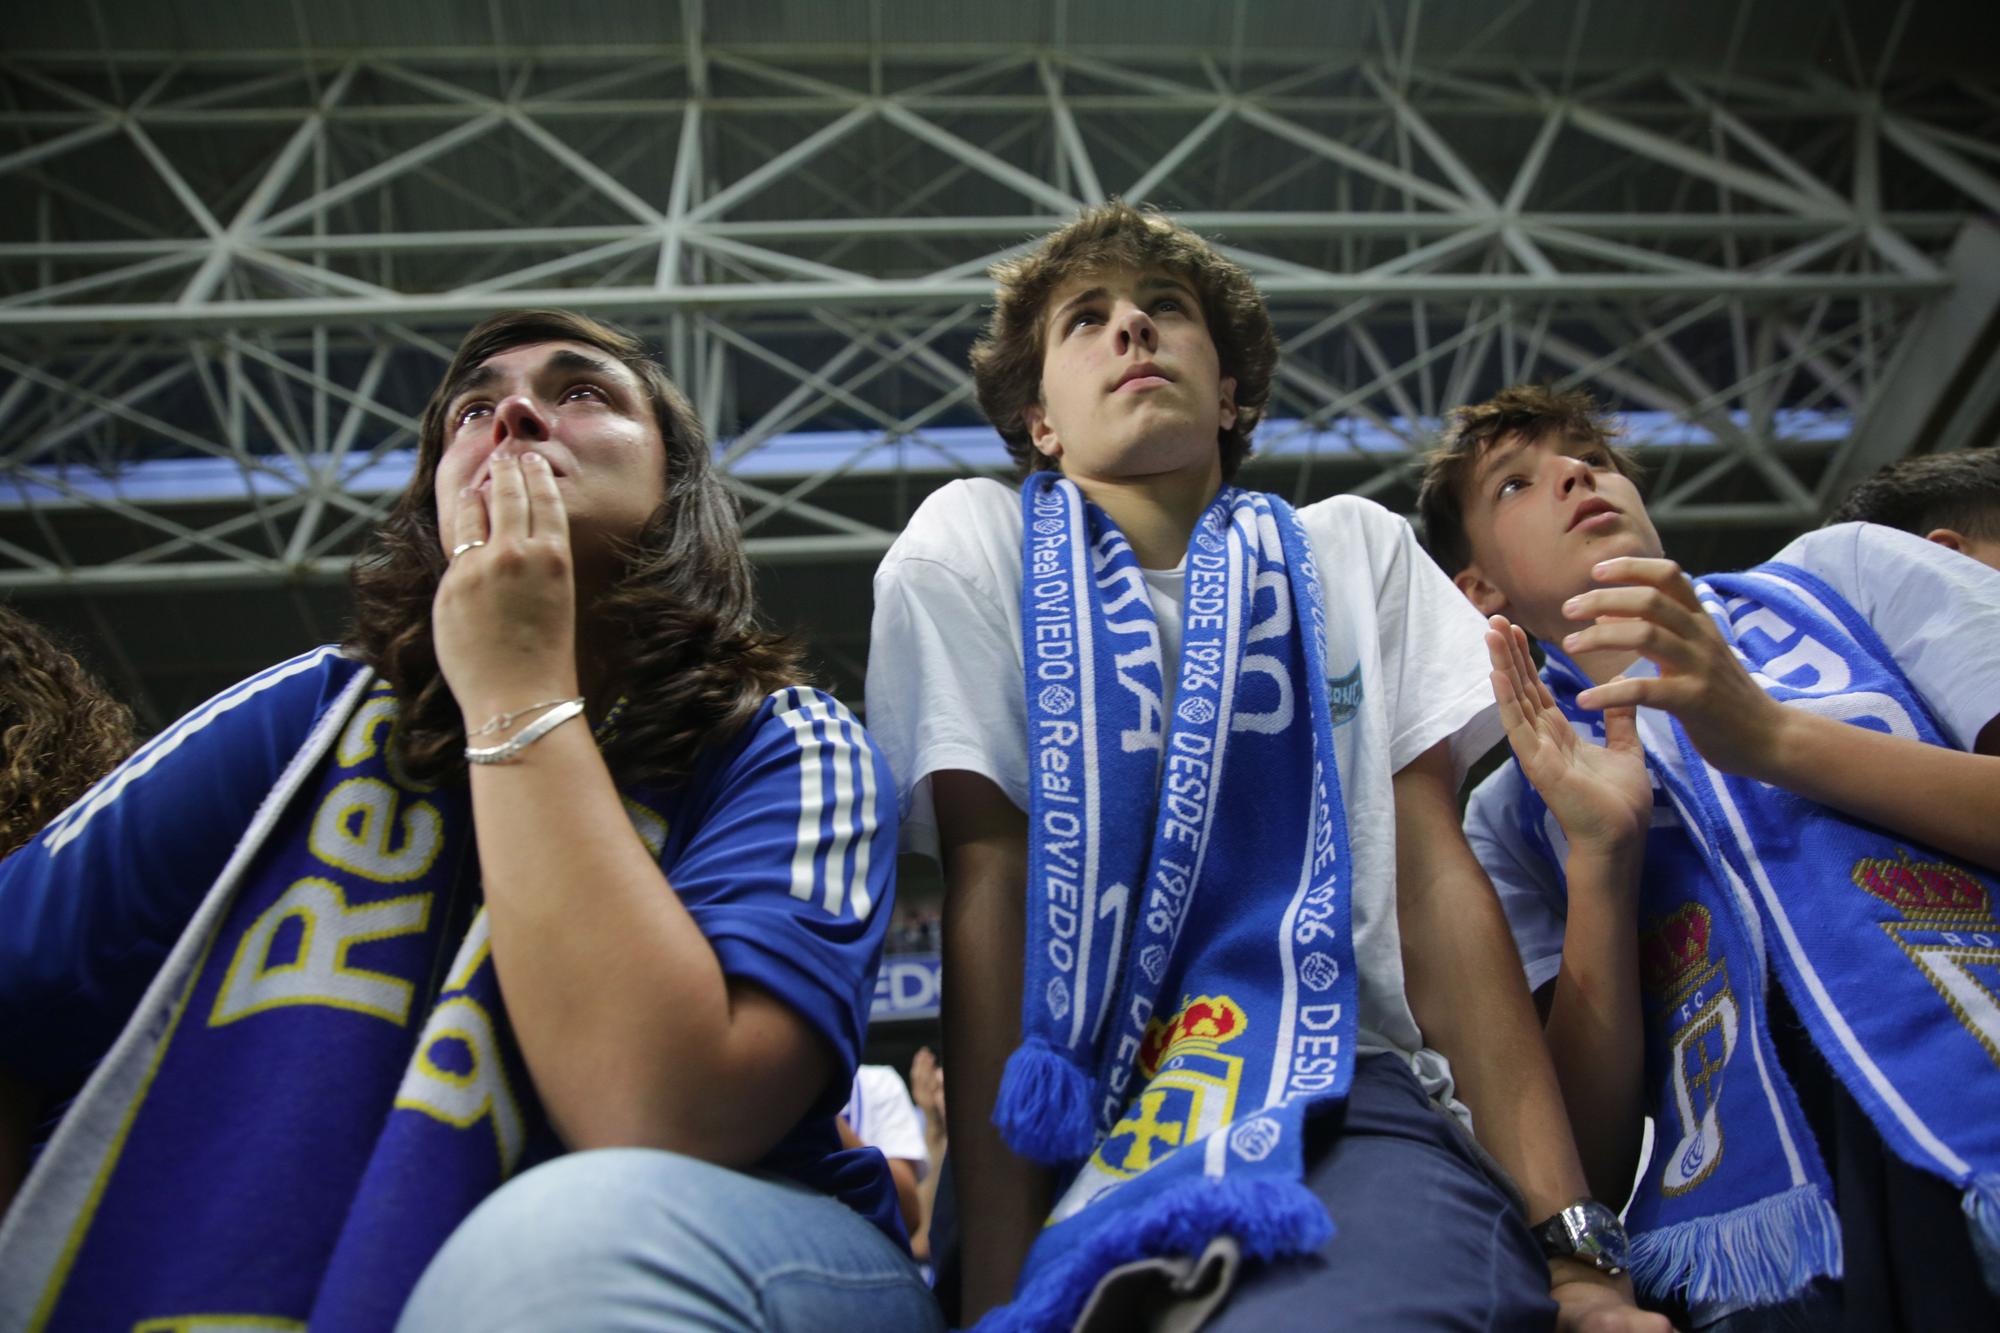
[345,309,806,787]
[1416,383,1642,576]
[0,604,137,857]
[969,200,1279,481]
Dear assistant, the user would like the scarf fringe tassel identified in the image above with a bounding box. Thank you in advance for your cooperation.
[1965,1173,2000,1299]
[1628,1184,1841,1309]
[973,1175,1332,1333]
[994,1039,1096,1164]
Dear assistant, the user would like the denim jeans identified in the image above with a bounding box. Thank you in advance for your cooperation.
[396,1148,944,1332]
[1198,1054,1557,1332]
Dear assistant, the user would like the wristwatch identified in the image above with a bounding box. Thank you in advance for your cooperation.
[1531,1198,1630,1277]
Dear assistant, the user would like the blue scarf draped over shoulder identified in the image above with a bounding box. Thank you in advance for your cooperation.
[0,671,556,1331]
[984,475,1359,1332]
[0,670,892,1331]
[1527,558,2000,1310]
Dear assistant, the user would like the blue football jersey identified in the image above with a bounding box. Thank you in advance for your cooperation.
[0,652,903,1239]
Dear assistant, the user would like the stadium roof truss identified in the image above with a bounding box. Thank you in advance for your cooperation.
[3,23,1999,597]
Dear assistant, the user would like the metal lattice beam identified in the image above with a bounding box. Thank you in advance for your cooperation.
[4,35,1998,597]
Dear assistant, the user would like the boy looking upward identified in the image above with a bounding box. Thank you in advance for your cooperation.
[1422,385,2000,1330]
[868,206,1662,1332]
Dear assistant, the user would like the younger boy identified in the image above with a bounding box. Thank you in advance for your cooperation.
[1421,385,2000,1330]
[868,207,1663,1331]
[1826,445,2000,573]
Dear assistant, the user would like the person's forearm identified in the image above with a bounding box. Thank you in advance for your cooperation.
[1403,864,1590,1219]
[1396,760,1591,1223]
[0,1068,38,1219]
[1751,708,2000,870]
[469,724,813,1163]
[942,853,1053,1321]
[1544,842,1647,1206]
[911,1141,945,1263]
[1400,847,1653,1309]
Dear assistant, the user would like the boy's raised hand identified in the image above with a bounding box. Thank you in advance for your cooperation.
[1487,616,1650,852]
[1560,557,1785,780]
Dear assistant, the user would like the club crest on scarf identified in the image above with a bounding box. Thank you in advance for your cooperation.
[1089,995,1250,1179]
[1641,904,1738,1198]
[1853,851,2000,1067]
[983,475,1359,1333]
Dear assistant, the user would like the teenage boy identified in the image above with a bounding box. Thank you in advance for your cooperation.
[1825,445,2000,573]
[1421,385,2000,1330]
[867,204,1664,1332]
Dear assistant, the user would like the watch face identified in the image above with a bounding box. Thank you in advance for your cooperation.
[1566,1201,1630,1272]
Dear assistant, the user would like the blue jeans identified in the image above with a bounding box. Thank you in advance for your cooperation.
[932,1056,1557,1331]
[1200,1054,1557,1331]
[396,1149,944,1333]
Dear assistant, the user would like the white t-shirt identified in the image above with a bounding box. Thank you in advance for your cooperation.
[841,1064,930,1174]
[866,477,1504,1104]
[1467,521,2000,994]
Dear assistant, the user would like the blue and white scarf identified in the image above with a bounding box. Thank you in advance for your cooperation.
[1530,650,1841,1310]
[0,673,564,1332]
[1530,558,2000,1309]
[987,475,1357,1331]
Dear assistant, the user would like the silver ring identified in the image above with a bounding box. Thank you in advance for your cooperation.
[450,540,487,561]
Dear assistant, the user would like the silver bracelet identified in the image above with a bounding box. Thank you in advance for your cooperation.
[464,698,587,765]
[468,694,583,738]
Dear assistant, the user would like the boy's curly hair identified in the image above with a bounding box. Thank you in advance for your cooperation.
[0,604,136,856]
[1416,384,1641,575]
[969,201,1278,481]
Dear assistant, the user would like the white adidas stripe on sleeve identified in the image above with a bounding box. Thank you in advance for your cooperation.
[774,689,882,920]
[41,645,347,857]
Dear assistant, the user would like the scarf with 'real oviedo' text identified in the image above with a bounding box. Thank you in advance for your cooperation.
[1532,557,2000,1312]
[0,669,561,1333]
[985,473,1358,1332]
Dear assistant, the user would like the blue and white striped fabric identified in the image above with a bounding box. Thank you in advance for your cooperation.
[0,655,903,1331]
[986,475,1357,1332]
[775,688,884,921]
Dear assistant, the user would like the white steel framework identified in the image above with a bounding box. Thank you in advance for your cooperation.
[4,21,1999,625]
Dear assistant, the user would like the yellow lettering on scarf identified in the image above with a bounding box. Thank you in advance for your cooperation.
[210,877,430,1028]
[443,909,492,994]
[335,691,431,792]
[337,692,397,766]
[395,995,527,1176]
[309,777,443,883]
